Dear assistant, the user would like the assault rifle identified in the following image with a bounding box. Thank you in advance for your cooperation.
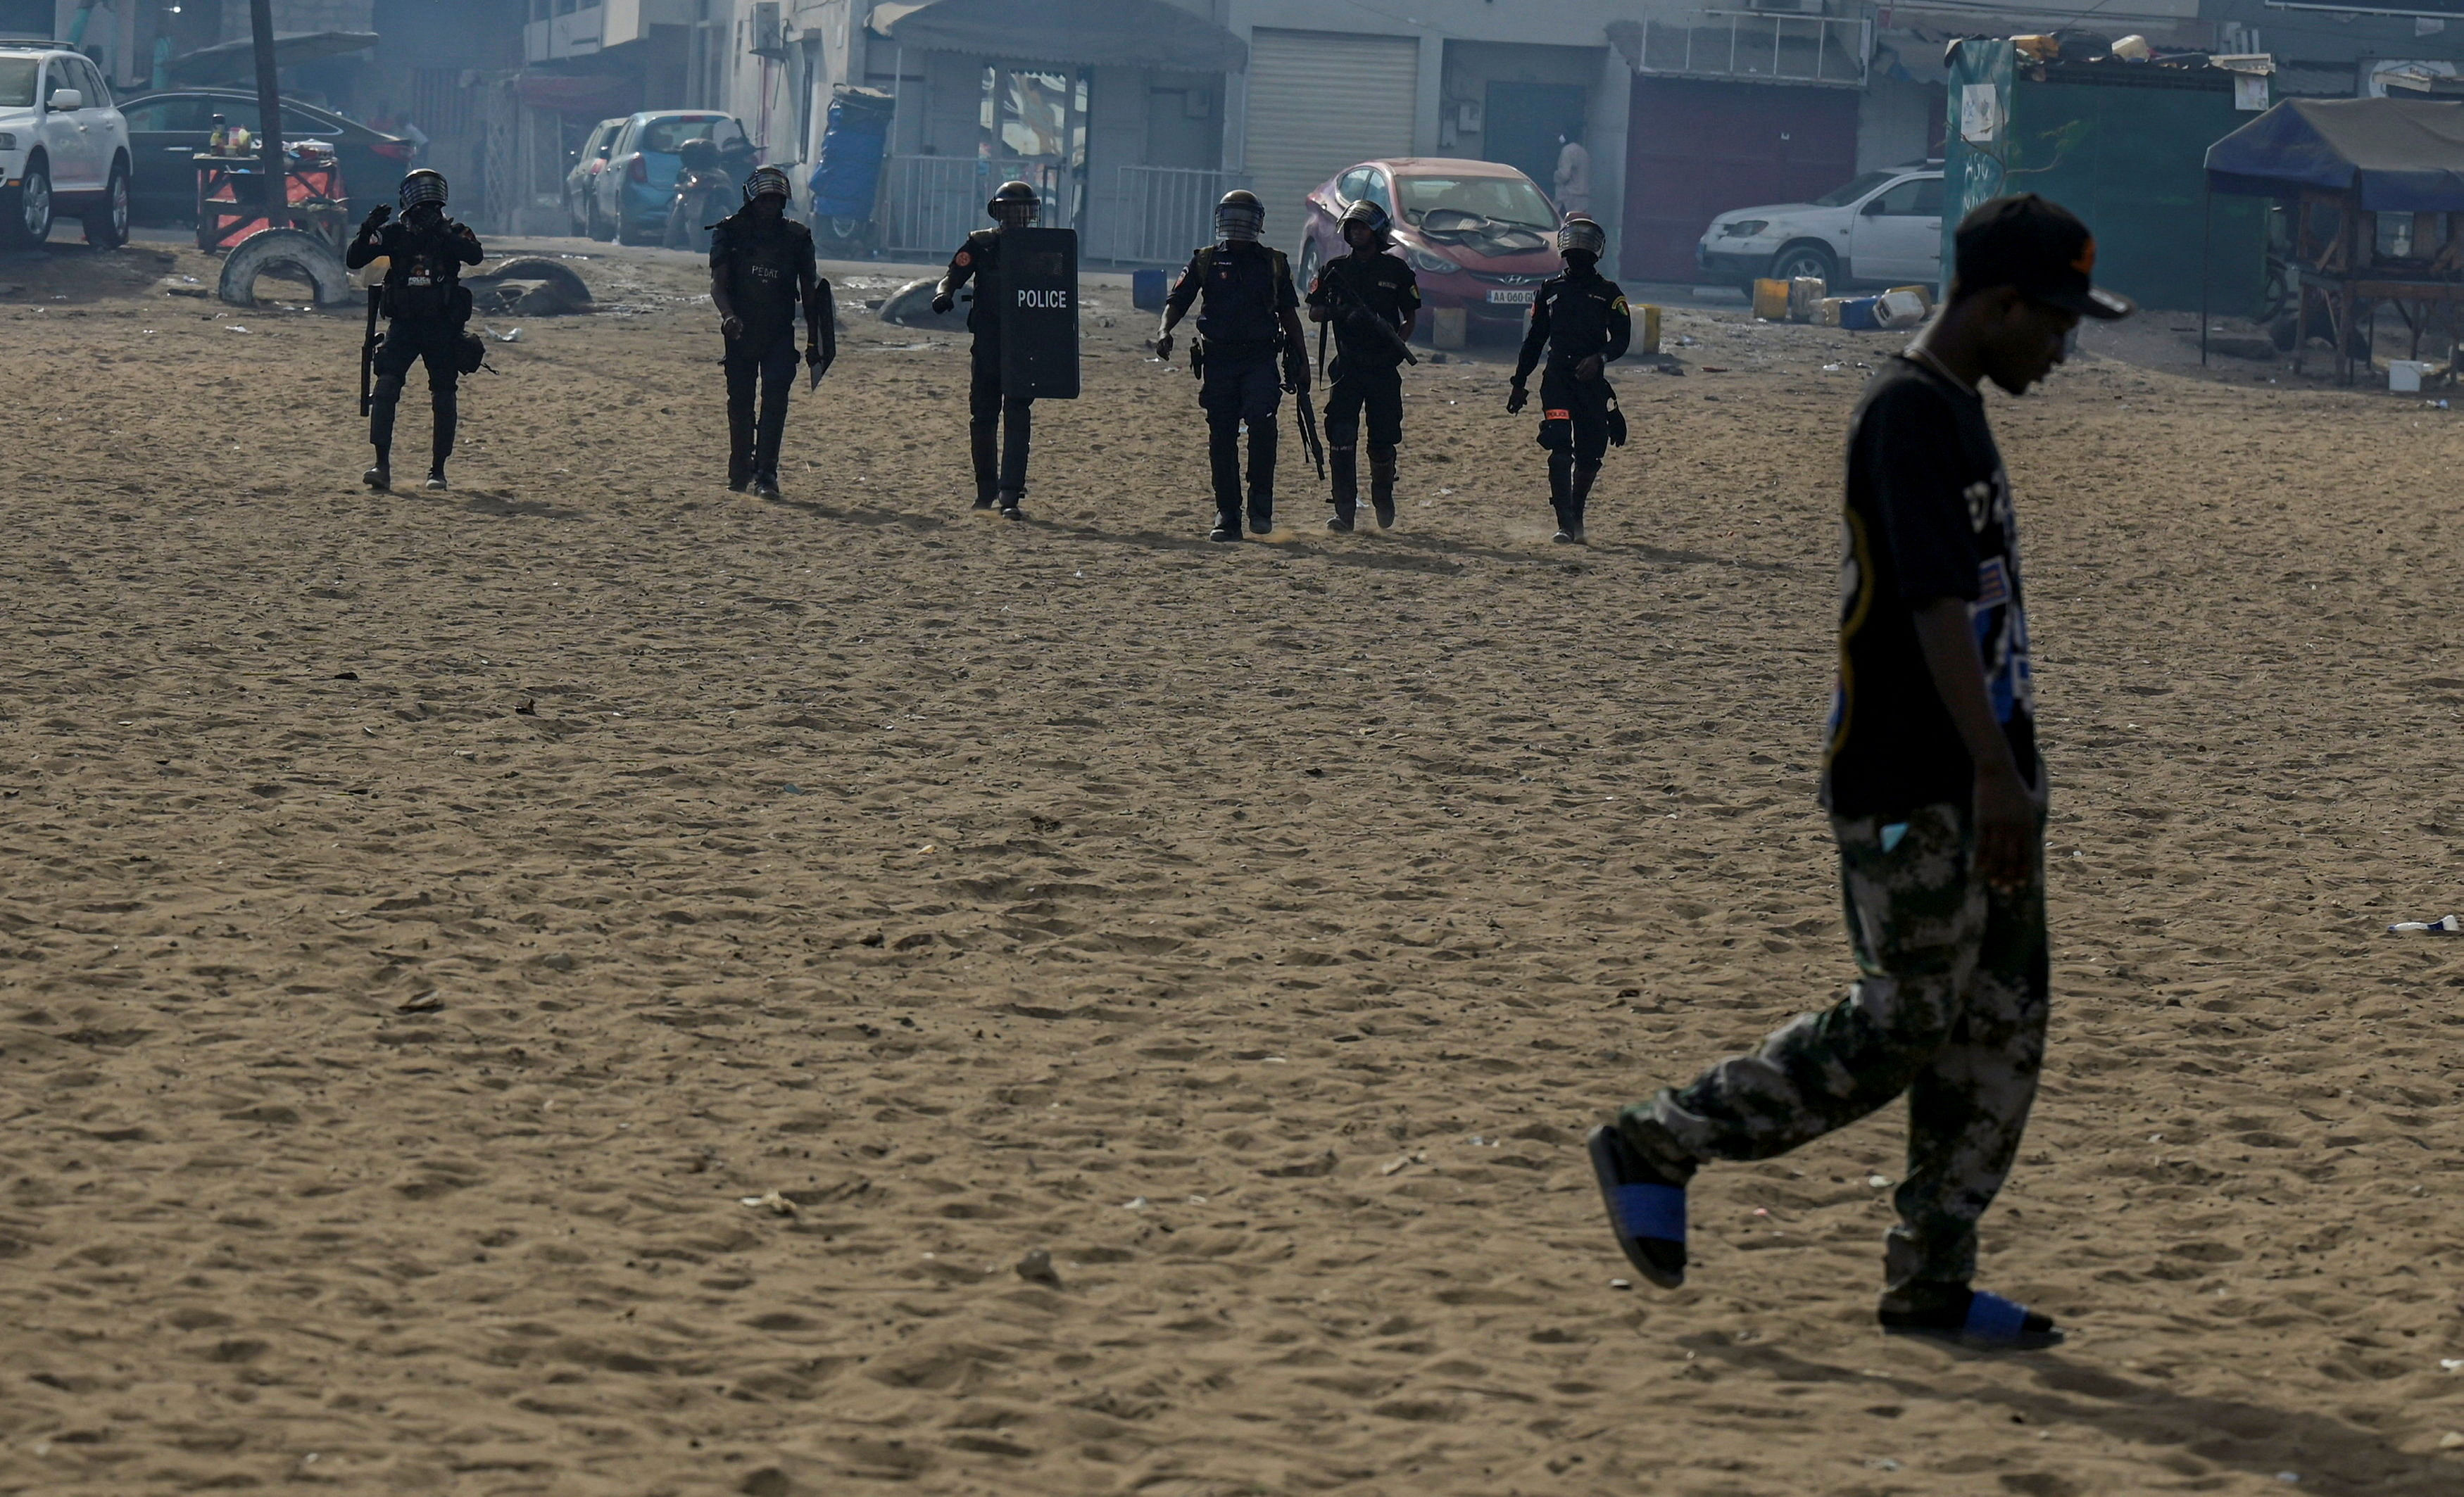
[1292,355,1325,481]
[1319,260,1419,365]
[358,284,381,417]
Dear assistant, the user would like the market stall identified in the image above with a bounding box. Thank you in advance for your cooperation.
[2206,96,2464,381]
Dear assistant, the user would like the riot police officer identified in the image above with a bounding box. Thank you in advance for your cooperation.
[1306,198,1419,532]
[346,168,482,492]
[931,179,1039,518]
[709,165,835,499]
[1155,189,1310,543]
[1507,215,1630,544]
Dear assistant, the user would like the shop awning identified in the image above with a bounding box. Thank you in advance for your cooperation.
[515,72,642,116]
[2206,96,2464,212]
[165,30,380,86]
[868,0,1247,73]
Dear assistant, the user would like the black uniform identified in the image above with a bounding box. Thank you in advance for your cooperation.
[1165,239,1300,536]
[939,227,1033,505]
[709,208,833,489]
[346,213,484,480]
[1306,250,1419,526]
[1513,262,1631,532]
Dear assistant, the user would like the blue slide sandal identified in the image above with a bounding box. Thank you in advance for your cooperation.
[1880,1288,2064,1351]
[1587,1124,1687,1289]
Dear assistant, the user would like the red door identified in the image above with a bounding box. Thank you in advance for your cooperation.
[1622,76,1861,282]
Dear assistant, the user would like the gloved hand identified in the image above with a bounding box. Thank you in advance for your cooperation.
[720,313,745,341]
[1153,332,1176,364]
[1576,353,1604,381]
[1282,350,1309,396]
[358,203,391,235]
[1506,381,1528,415]
[930,290,955,315]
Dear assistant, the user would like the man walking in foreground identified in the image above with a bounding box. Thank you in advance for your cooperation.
[1587,195,2130,1351]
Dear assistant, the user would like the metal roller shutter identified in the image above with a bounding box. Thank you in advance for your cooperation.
[1243,29,1419,243]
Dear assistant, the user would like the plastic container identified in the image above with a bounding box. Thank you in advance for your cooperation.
[1752,278,1791,320]
[1633,302,1662,355]
[1787,275,1827,321]
[1838,295,1882,331]
[1131,267,1167,312]
[1875,289,1928,329]
[1815,296,1852,327]
[2389,359,2428,393]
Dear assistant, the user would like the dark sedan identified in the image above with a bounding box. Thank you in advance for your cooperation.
[118,89,412,224]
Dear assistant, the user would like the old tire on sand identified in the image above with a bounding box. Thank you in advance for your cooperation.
[219,228,353,308]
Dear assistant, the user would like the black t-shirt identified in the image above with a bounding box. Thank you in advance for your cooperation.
[1307,251,1419,367]
[1821,355,2038,819]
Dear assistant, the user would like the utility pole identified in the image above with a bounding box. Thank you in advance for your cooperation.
[249,0,284,217]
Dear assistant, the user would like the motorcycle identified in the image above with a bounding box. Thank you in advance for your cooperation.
[662,136,747,253]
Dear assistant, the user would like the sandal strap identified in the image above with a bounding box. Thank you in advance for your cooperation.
[1611,1182,1686,1242]
[1963,1290,2030,1341]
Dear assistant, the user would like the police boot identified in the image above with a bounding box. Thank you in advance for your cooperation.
[365,374,403,491]
[1207,419,1244,541]
[1369,445,1399,530]
[970,424,999,510]
[728,412,754,493]
[1326,446,1358,533]
[1246,421,1278,537]
[426,387,457,493]
[1547,452,1577,543]
[996,488,1024,522]
[1566,462,1600,545]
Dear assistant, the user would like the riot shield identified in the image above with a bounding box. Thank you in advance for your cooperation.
[996,226,1081,401]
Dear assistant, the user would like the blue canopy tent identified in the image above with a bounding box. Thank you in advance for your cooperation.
[2204,96,2464,380]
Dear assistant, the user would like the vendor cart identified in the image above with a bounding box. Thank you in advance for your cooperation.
[194,146,347,255]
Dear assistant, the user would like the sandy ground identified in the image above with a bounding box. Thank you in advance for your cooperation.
[3,229,2464,1497]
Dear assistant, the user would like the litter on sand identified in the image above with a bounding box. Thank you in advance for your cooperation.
[2388,915,2464,933]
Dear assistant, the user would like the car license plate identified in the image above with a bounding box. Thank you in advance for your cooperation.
[1487,288,1535,305]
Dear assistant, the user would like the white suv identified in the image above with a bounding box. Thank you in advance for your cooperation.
[0,45,132,248]
[1696,162,1942,294]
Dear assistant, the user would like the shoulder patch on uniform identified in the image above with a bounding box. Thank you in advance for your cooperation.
[1611,296,1629,314]
[955,250,972,267]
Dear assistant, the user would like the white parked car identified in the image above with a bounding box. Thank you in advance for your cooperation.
[1696,162,1941,293]
[0,44,132,248]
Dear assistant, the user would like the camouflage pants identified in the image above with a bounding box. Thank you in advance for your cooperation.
[1630,800,2049,1292]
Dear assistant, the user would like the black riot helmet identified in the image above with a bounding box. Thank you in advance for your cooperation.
[987,179,1040,229]
[1214,188,1264,244]
[1557,213,1606,263]
[743,165,793,203]
[398,168,448,212]
[1339,198,1391,248]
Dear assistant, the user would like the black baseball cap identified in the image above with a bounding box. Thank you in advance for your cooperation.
[1954,194,2132,320]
